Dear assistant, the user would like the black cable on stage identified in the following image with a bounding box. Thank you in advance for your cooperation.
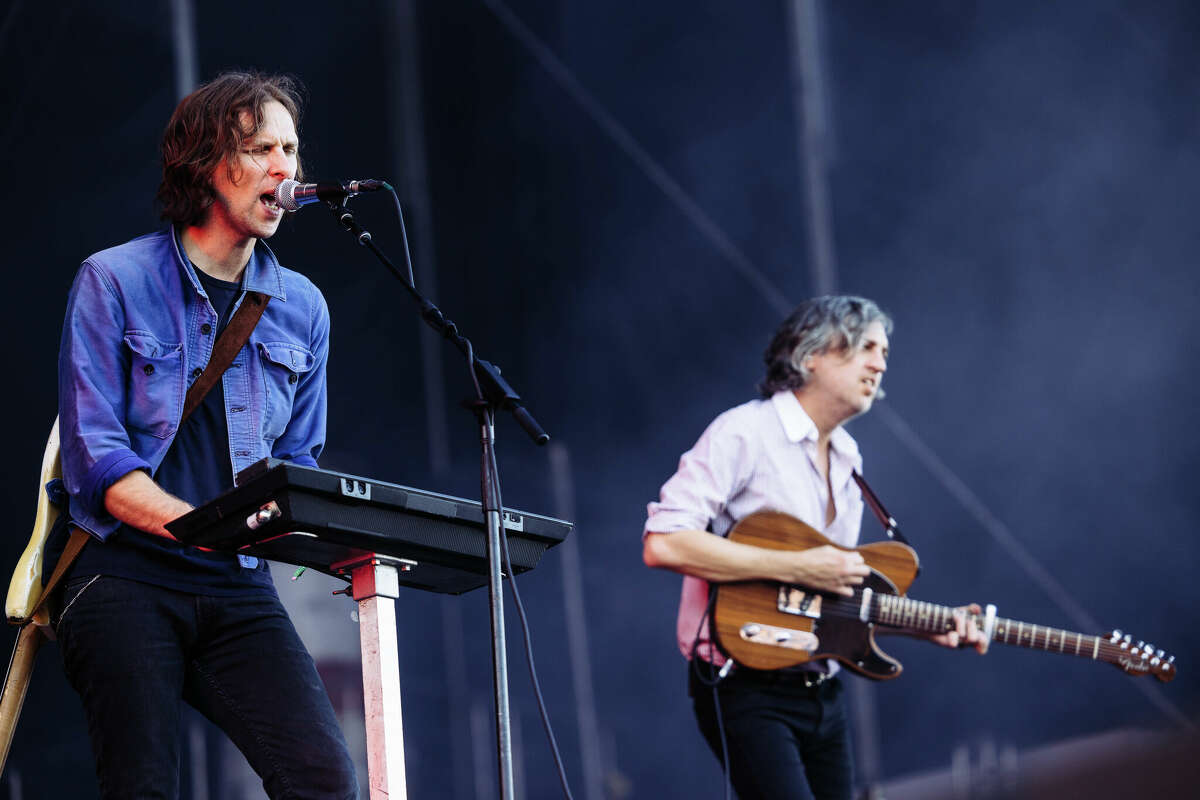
[484,417,576,800]
[688,590,733,800]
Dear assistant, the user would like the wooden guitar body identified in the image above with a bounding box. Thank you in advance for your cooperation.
[712,510,1178,683]
[712,510,919,678]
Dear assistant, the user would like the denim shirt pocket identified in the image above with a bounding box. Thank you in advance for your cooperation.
[258,341,316,440]
[123,332,184,439]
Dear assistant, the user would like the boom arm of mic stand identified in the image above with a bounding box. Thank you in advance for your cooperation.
[473,359,549,445]
[324,200,550,446]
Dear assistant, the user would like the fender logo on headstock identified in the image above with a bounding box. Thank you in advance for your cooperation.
[1117,656,1151,673]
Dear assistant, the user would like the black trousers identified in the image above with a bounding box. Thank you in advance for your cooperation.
[57,575,359,799]
[690,663,854,800]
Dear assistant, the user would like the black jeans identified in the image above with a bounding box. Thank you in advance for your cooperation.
[690,663,854,800]
[56,575,358,799]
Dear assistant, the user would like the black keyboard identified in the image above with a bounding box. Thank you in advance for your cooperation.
[167,458,573,595]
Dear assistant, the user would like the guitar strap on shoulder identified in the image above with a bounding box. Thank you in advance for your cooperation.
[181,291,269,421]
[22,291,271,626]
[852,470,912,547]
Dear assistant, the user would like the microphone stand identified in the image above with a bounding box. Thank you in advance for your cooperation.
[322,197,547,800]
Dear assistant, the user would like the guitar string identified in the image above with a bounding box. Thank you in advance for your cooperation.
[780,590,1153,667]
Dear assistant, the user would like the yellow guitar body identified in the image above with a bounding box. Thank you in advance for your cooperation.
[0,418,62,775]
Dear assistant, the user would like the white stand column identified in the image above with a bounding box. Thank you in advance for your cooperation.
[343,555,410,800]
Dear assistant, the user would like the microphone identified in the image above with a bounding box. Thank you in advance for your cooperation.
[274,178,386,211]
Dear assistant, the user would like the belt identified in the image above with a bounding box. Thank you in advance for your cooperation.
[720,663,833,689]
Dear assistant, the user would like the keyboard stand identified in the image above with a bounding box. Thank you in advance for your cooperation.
[333,555,414,800]
[166,460,573,800]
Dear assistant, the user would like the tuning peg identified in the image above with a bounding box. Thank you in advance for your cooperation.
[1143,643,1154,655]
[1167,655,1176,665]
[1157,649,1165,659]
[1111,629,1122,639]
[1151,657,1161,667]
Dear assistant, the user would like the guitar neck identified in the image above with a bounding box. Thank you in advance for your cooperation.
[989,617,1109,660]
[873,594,1127,667]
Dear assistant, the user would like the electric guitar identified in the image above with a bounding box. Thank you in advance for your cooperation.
[1,418,63,776]
[711,510,1177,682]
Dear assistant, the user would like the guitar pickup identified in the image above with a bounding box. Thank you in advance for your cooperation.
[777,585,823,618]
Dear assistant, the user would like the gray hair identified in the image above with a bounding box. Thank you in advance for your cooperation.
[758,295,893,398]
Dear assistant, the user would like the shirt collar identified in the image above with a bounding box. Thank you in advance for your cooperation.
[169,225,288,301]
[770,390,862,467]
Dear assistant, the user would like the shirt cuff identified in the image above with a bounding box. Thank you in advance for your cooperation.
[289,453,319,468]
[75,449,152,541]
[643,508,709,538]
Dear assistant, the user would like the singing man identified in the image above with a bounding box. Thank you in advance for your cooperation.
[50,71,358,798]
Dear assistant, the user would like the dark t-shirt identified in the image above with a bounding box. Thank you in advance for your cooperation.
[62,267,274,595]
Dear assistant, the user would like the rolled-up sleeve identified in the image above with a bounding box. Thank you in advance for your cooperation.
[58,262,151,540]
[269,286,329,468]
[644,412,755,537]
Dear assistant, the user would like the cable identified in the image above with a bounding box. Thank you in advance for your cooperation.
[712,681,731,800]
[482,407,576,800]
[687,590,733,800]
[381,182,417,289]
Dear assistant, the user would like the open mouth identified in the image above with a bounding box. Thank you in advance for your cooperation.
[260,192,282,213]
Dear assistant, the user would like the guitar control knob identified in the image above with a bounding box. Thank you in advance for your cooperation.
[775,631,792,643]
[742,624,762,638]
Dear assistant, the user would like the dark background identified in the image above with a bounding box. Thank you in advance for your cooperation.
[1,0,1197,797]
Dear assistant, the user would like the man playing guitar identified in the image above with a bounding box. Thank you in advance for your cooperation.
[643,295,986,800]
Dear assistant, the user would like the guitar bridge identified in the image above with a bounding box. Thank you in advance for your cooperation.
[777,585,823,618]
[739,622,819,653]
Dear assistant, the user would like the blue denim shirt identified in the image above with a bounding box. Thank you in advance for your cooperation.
[58,227,329,541]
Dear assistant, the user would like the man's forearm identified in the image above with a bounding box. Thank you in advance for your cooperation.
[642,529,869,595]
[103,470,193,540]
[643,528,782,582]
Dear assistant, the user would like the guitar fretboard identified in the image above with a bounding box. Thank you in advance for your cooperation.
[873,594,1105,655]
[991,618,1097,657]
[873,593,956,634]
[869,593,1170,677]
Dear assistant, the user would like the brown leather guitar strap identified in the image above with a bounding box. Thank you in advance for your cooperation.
[181,291,269,422]
[23,290,271,625]
[851,470,913,547]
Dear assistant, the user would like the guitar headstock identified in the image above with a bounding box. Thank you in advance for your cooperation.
[1106,630,1176,682]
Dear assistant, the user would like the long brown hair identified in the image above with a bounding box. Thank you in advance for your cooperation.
[157,71,305,226]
